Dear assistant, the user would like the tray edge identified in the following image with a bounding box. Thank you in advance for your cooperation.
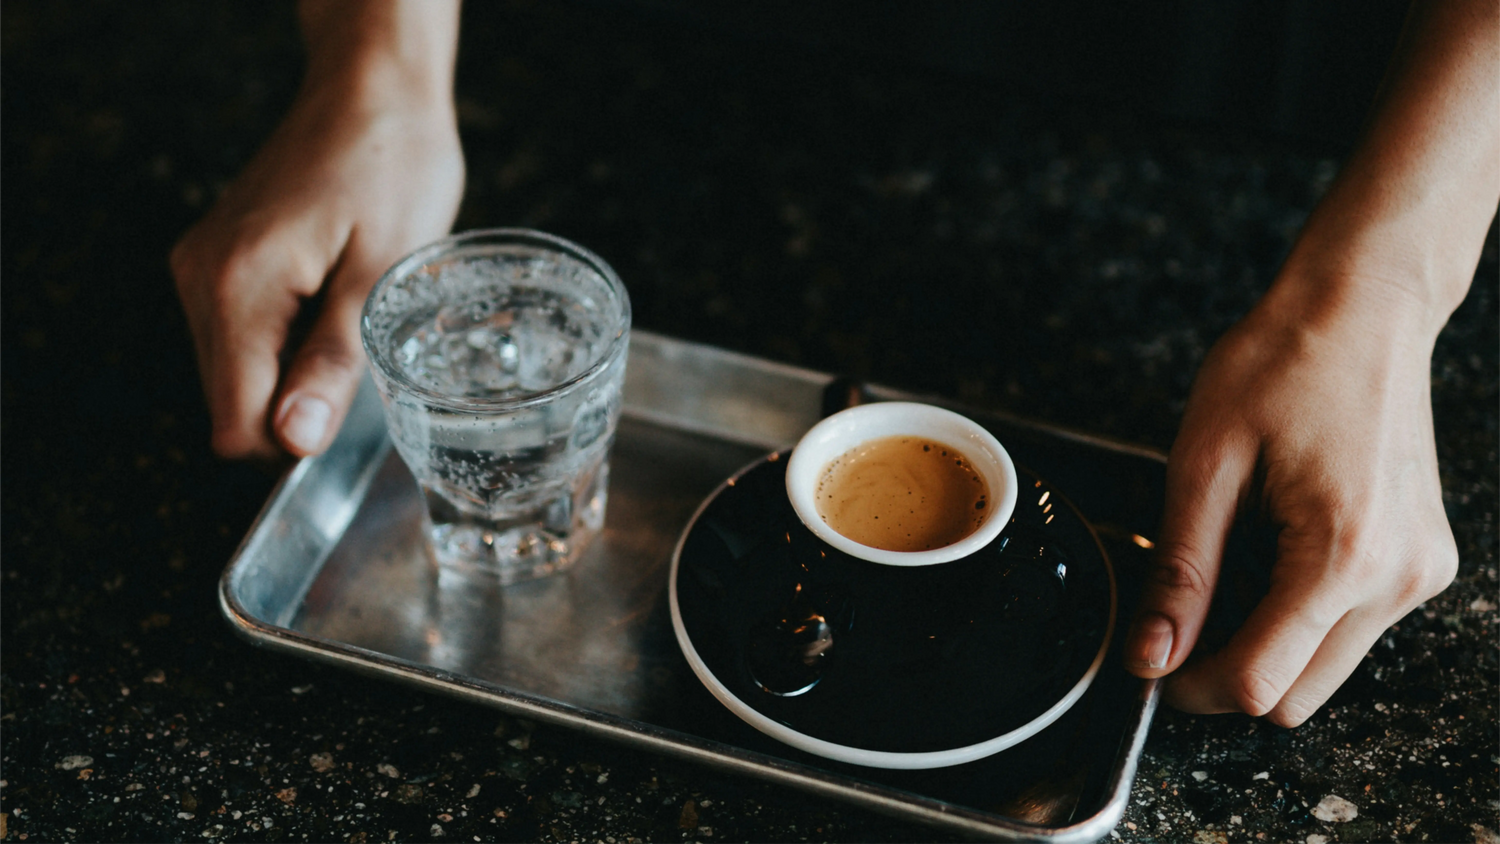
[217,330,1163,842]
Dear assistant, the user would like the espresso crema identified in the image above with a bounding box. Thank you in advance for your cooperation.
[814,436,990,552]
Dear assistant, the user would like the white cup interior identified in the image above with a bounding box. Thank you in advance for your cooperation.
[784,402,1018,566]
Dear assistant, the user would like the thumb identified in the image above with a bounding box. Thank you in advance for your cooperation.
[271,246,385,457]
[1126,430,1254,678]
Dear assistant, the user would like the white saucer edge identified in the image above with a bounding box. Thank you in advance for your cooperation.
[667,454,1120,771]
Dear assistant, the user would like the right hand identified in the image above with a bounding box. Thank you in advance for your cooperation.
[1123,275,1458,726]
[170,67,464,461]
[1122,0,1497,724]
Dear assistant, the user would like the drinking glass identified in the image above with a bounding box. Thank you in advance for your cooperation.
[361,229,631,584]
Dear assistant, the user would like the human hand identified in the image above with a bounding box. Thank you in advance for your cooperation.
[1123,280,1458,726]
[170,2,463,460]
[1121,0,1497,728]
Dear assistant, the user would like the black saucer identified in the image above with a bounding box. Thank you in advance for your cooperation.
[669,450,1115,766]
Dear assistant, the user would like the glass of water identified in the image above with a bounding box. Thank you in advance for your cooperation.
[361,229,631,584]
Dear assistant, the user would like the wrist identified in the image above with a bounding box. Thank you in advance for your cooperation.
[1281,163,1489,331]
[1270,0,1498,337]
[1255,260,1449,357]
[298,0,460,107]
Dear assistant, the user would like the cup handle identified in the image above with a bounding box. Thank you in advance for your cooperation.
[819,376,874,419]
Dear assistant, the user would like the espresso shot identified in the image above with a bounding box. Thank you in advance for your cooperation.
[814,436,990,552]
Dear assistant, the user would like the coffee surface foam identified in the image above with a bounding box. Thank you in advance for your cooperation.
[814,436,989,552]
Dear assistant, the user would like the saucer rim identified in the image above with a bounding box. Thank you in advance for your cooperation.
[668,448,1119,770]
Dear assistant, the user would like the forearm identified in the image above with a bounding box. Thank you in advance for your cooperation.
[1269,0,1499,340]
[297,0,462,103]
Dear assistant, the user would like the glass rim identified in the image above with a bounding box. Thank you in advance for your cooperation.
[360,228,632,412]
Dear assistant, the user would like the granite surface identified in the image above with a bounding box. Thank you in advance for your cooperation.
[2,2,1496,842]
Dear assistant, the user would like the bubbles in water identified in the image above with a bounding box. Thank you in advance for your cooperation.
[373,254,614,400]
[496,334,520,373]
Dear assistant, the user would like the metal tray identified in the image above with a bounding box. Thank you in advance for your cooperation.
[220,330,1163,842]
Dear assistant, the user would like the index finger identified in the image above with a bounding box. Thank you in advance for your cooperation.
[1126,427,1256,677]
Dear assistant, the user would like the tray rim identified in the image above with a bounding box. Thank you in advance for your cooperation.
[218,328,1164,843]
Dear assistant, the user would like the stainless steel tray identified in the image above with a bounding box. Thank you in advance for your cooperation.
[220,330,1163,842]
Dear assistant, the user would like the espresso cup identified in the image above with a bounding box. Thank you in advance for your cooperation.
[784,402,1018,565]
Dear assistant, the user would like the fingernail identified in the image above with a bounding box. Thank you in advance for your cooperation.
[1130,613,1174,670]
[280,395,331,454]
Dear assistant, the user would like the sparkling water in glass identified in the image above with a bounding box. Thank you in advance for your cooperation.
[362,229,630,583]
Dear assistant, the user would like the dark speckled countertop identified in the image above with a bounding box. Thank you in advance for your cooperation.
[3,2,1496,842]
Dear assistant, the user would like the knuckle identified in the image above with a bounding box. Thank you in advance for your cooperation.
[1306,513,1379,585]
[211,248,260,291]
[1232,664,1285,717]
[1148,546,1215,603]
[1395,542,1459,607]
[172,227,250,287]
[1268,685,1331,729]
[192,225,286,293]
[1427,537,1460,592]
[204,252,276,322]
[1391,568,1428,608]
[1266,704,1311,729]
[1310,517,1458,611]
[1322,538,1373,587]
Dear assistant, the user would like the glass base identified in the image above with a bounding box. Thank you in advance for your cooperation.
[417,462,610,585]
[427,521,597,585]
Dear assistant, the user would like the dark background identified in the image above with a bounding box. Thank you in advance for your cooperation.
[3,2,1495,842]
[612,0,1412,146]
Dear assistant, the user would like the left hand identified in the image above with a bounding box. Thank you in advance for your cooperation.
[170,59,464,461]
